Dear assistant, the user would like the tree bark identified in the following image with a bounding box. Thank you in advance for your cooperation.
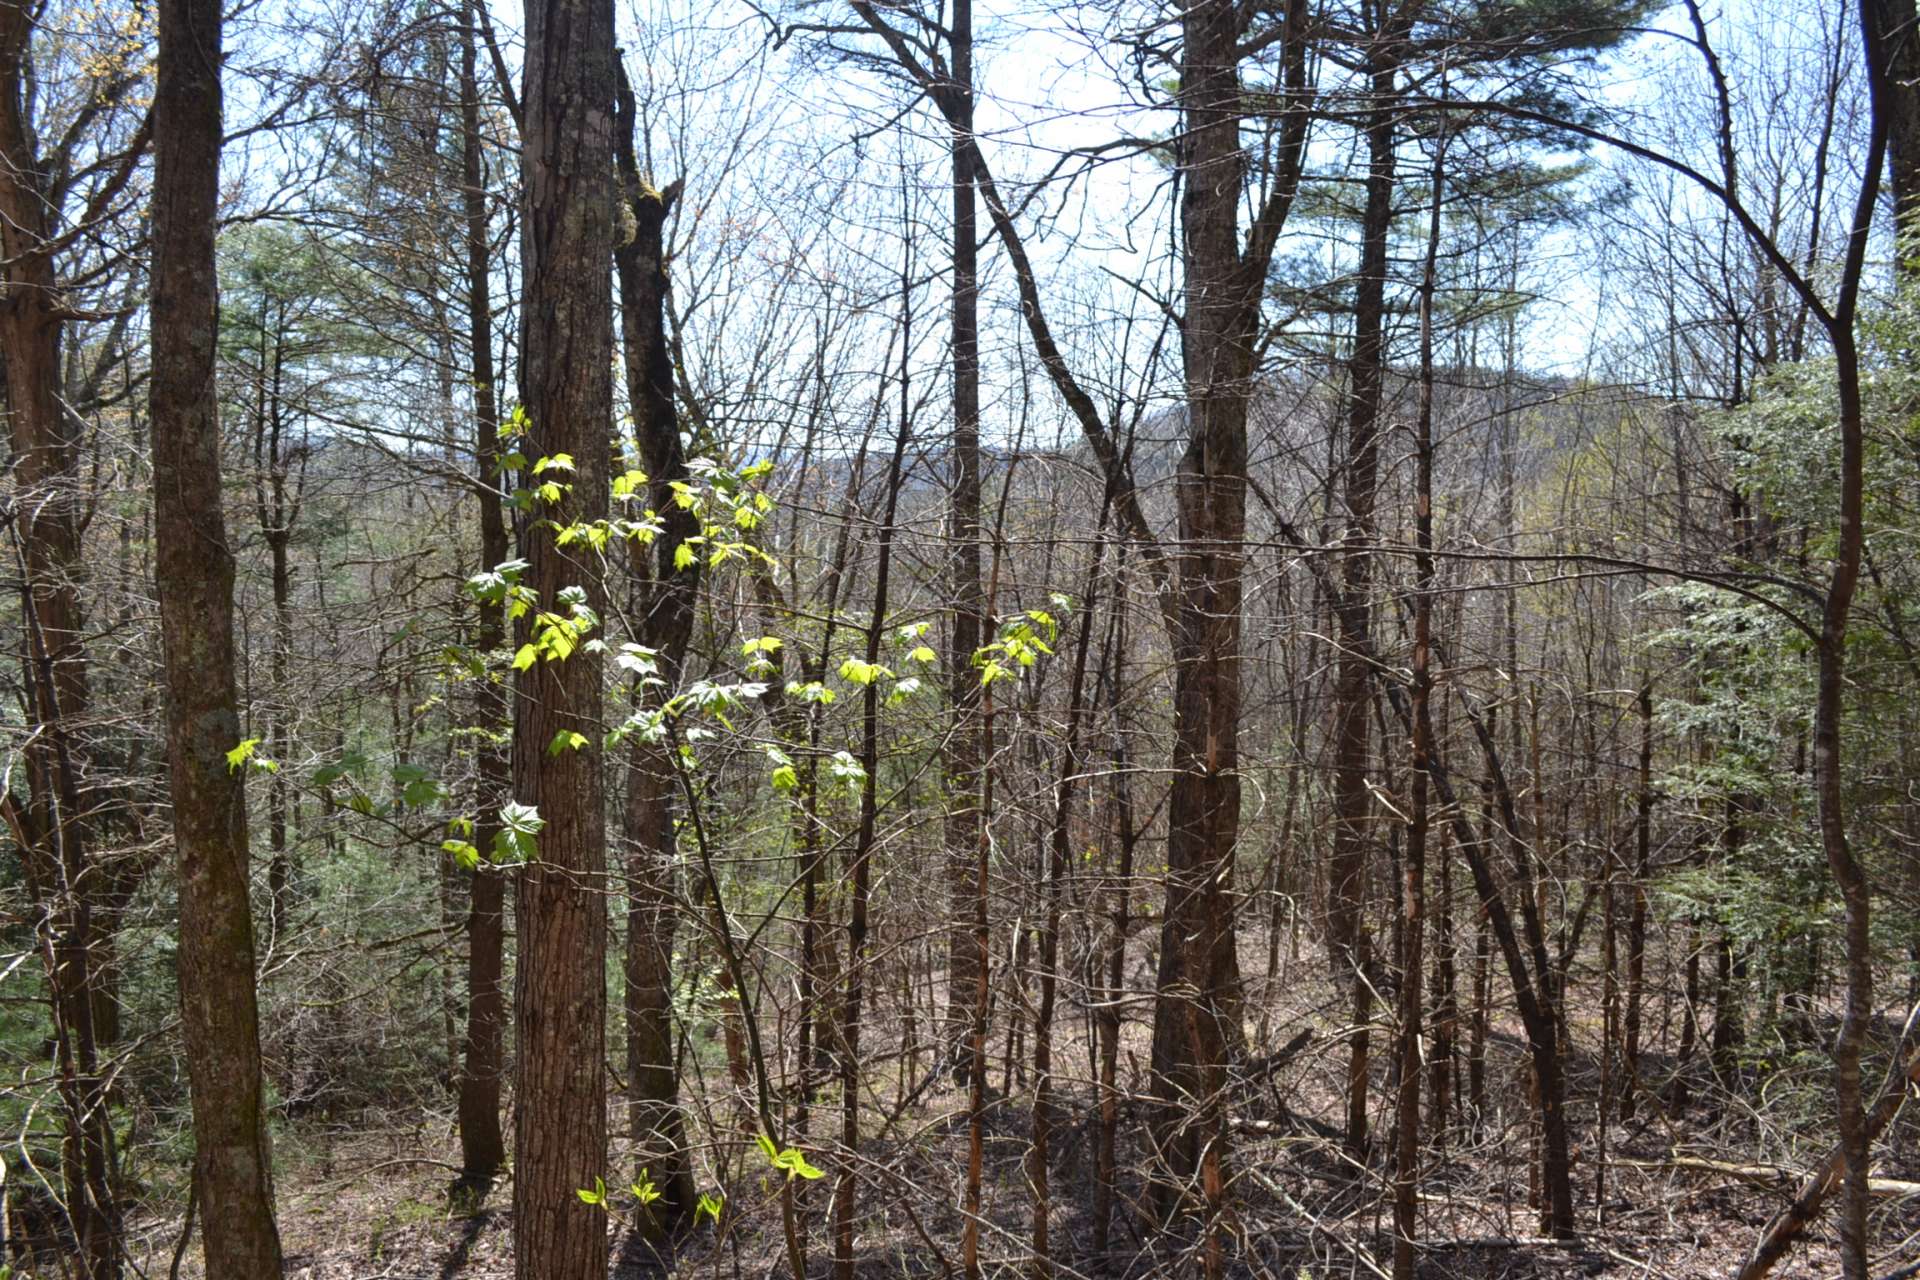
[512,0,614,1272]
[835,331,914,1280]
[1394,119,1446,1280]
[0,9,120,1271]
[151,0,284,1270]
[454,0,508,1188]
[613,63,697,1228]
[1621,683,1652,1120]
[943,0,987,1080]
[1149,0,1251,1207]
[1092,589,1137,1257]
[1867,0,1920,229]
[1148,0,1310,1219]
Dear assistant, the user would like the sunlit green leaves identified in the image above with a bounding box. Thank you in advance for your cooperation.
[616,643,661,679]
[974,607,1059,687]
[827,750,866,792]
[495,801,544,864]
[442,839,481,872]
[786,679,836,705]
[762,744,798,792]
[511,588,600,670]
[754,1131,825,1180]
[226,738,277,775]
[839,657,887,686]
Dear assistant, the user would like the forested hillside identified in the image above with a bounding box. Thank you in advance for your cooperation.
[6,0,1920,1277]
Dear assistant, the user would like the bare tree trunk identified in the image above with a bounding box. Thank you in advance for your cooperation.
[151,0,283,1270]
[1092,588,1137,1258]
[943,0,987,1076]
[453,0,508,1191]
[835,322,915,1280]
[1867,0,1920,226]
[1454,694,1577,1237]
[1030,511,1108,1278]
[1393,121,1446,1280]
[511,0,614,1271]
[0,11,118,1271]
[1621,682,1652,1120]
[1330,22,1403,1161]
[612,65,697,1232]
[1148,0,1305,1214]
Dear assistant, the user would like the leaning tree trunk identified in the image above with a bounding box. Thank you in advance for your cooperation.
[151,0,284,1272]
[511,0,615,1273]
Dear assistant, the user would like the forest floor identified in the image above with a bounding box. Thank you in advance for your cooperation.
[118,933,1919,1279]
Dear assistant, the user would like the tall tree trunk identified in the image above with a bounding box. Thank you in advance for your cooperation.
[266,527,293,939]
[1148,0,1254,1216]
[1030,512,1108,1279]
[835,330,914,1280]
[1148,1,1309,1229]
[512,0,614,1272]
[151,0,283,1271]
[943,0,987,1077]
[1868,0,1920,229]
[1329,27,1400,1161]
[0,11,119,1271]
[1813,320,1873,1280]
[454,0,508,1189]
[1451,691,1577,1237]
[612,64,698,1231]
[1394,122,1446,1280]
[1621,682,1652,1120]
[1092,587,1137,1257]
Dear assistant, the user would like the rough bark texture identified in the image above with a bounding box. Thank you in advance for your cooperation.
[0,9,119,1271]
[454,0,508,1187]
[1868,0,1920,228]
[150,0,285,1272]
[1327,62,1394,977]
[1330,16,1411,1157]
[1395,127,1445,1280]
[512,0,614,1272]
[1810,8,1889,1271]
[943,0,986,1074]
[1621,683,1652,1119]
[1146,0,1309,1216]
[1148,0,1254,1208]
[613,64,697,1229]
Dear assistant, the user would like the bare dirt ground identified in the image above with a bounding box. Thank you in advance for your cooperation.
[122,929,1920,1279]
